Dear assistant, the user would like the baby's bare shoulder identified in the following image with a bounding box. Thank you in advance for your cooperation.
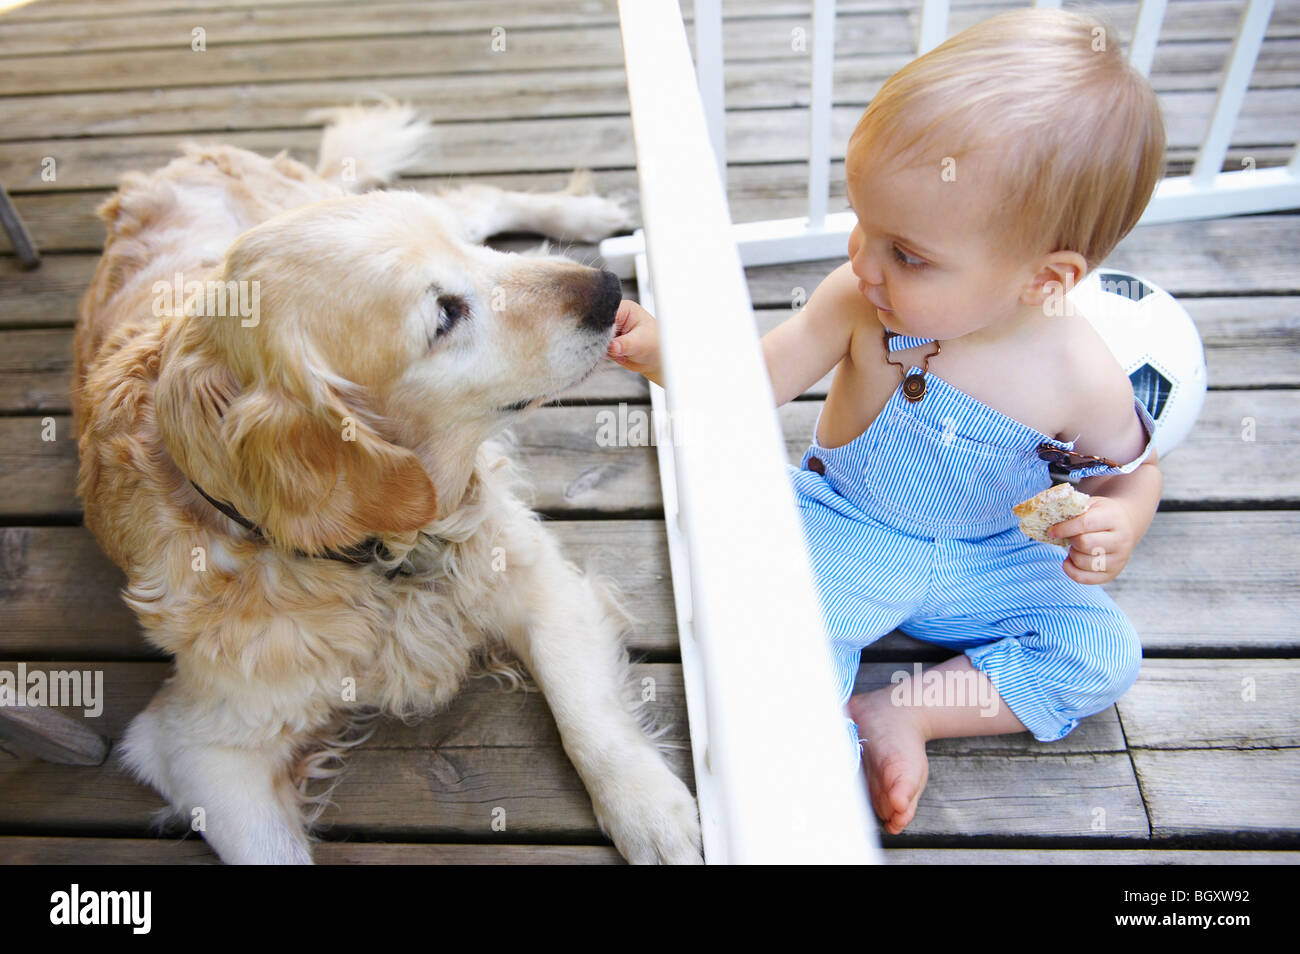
[1059,307,1139,443]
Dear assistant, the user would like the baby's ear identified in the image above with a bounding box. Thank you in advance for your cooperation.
[221,382,438,555]
[1023,253,1089,306]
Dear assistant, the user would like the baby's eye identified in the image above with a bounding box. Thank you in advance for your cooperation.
[892,245,926,269]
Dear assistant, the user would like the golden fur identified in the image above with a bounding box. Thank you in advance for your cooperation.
[72,105,702,864]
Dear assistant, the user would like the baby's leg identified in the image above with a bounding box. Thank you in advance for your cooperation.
[854,594,1142,835]
[848,653,1028,835]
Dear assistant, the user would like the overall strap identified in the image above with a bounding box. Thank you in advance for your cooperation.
[885,332,936,352]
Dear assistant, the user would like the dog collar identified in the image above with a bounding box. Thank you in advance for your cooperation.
[188,480,412,580]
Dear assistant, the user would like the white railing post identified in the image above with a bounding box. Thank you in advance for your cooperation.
[807,0,837,228]
[1128,0,1167,77]
[694,0,727,190]
[916,0,949,55]
[614,0,879,864]
[1191,0,1274,186]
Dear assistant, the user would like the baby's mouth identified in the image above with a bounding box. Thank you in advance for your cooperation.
[858,279,894,316]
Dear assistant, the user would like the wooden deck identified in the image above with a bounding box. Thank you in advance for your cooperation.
[1,0,1298,864]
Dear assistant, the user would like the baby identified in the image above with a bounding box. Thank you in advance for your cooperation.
[606,7,1166,835]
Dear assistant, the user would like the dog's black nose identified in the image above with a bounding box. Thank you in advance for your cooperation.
[581,269,622,331]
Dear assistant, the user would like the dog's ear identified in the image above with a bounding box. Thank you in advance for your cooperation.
[157,324,438,554]
[219,379,439,555]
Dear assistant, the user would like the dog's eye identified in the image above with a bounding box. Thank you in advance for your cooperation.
[436,294,468,337]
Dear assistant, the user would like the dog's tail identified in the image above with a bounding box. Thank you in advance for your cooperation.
[310,100,433,193]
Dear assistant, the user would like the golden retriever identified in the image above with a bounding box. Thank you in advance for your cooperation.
[72,104,702,864]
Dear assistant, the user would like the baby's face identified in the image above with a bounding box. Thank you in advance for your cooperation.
[845,143,1041,342]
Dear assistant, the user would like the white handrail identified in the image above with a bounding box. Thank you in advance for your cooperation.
[614,0,879,864]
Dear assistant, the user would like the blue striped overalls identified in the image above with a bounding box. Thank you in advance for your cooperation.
[787,333,1158,769]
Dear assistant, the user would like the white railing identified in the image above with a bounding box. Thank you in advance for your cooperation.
[613,0,879,863]
[600,0,1298,863]
[602,0,1300,277]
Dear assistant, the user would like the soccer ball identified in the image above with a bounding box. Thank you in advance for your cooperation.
[1064,268,1207,459]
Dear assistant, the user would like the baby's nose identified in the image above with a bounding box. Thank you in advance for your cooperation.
[850,248,884,288]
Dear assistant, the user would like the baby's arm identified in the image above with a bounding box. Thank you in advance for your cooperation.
[1047,338,1163,584]
[607,261,860,406]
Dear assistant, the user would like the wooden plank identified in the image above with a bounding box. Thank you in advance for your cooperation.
[0,329,73,413]
[1184,296,1300,389]
[885,752,1149,838]
[0,835,224,864]
[0,522,679,656]
[1150,390,1300,505]
[0,254,92,327]
[779,390,1300,507]
[12,838,1297,865]
[0,18,878,95]
[4,93,1298,191]
[885,848,1300,864]
[0,736,1145,839]
[0,835,626,864]
[11,837,1298,865]
[0,0,628,55]
[2,0,1298,82]
[0,0,988,24]
[1104,513,1300,652]
[7,842,1289,868]
[1117,660,1300,750]
[0,742,694,838]
[7,38,1300,142]
[1134,749,1300,836]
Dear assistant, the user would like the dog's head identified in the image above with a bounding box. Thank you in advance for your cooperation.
[157,190,621,555]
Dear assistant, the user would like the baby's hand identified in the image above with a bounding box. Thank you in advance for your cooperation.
[607,300,664,387]
[1048,495,1137,585]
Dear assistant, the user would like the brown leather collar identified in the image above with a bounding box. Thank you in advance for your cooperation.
[189,480,411,580]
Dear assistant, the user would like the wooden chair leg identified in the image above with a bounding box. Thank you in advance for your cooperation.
[0,181,40,270]
[0,705,108,765]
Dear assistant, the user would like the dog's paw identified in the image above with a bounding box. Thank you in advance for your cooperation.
[565,194,634,243]
[591,759,704,865]
[555,172,633,242]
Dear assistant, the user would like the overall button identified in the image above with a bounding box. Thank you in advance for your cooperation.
[807,456,825,475]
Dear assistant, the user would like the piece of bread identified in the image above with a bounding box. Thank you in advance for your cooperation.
[1013,483,1091,546]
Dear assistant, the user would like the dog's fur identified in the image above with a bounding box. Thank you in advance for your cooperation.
[72,104,702,864]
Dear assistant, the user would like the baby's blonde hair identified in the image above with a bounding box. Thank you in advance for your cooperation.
[847,6,1166,270]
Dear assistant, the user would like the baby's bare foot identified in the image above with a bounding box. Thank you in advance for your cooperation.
[848,690,930,835]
